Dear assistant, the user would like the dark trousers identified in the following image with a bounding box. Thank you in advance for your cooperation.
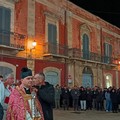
[73,99,79,111]
[112,103,118,112]
[96,101,103,110]
[0,103,4,120]
[62,99,69,110]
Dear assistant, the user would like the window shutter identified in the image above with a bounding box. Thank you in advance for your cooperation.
[48,23,57,53]
[83,34,89,59]
[4,8,11,32]
[0,7,3,31]
[104,43,108,56]
[52,24,57,44]
[48,23,53,43]
[0,7,11,46]
[109,44,112,56]
[52,24,57,53]
[0,7,3,44]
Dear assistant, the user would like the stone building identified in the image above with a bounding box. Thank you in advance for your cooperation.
[0,0,120,88]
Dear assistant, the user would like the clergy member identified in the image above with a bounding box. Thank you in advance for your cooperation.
[6,67,44,120]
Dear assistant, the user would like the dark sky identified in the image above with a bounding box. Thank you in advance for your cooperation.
[69,0,120,28]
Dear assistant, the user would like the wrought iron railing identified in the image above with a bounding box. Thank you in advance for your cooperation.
[43,42,68,56]
[69,48,116,64]
[0,30,26,50]
[43,44,117,64]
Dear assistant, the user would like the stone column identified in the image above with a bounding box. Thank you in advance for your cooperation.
[67,62,74,87]
[27,0,35,74]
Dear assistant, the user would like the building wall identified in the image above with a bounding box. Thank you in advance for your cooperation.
[1,0,120,88]
[0,56,27,80]
[35,59,65,85]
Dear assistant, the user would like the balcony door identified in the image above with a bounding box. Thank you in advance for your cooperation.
[48,23,57,54]
[104,43,112,63]
[0,6,11,46]
[82,34,90,59]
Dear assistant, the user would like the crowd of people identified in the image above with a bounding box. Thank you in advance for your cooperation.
[1,68,120,120]
[54,85,120,113]
[0,67,55,120]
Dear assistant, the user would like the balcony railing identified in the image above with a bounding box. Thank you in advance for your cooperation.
[69,48,116,64]
[0,30,26,50]
[43,44,116,64]
[43,42,68,57]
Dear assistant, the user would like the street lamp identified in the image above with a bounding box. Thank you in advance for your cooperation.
[30,40,37,53]
[32,40,37,48]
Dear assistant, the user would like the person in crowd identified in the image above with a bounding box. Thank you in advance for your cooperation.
[86,87,93,110]
[3,73,14,109]
[68,87,73,108]
[96,89,104,111]
[6,67,44,120]
[2,73,15,120]
[54,84,61,109]
[103,88,107,110]
[61,85,70,110]
[117,88,120,112]
[105,88,112,112]
[110,89,118,113]
[34,72,55,120]
[79,87,87,111]
[92,86,99,109]
[71,85,80,111]
[0,75,4,120]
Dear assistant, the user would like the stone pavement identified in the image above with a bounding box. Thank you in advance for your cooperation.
[53,109,120,120]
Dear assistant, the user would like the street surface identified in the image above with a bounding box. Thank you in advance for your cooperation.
[53,109,120,120]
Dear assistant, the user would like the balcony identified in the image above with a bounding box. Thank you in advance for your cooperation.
[0,30,25,55]
[42,43,117,65]
[68,48,117,65]
[43,42,68,58]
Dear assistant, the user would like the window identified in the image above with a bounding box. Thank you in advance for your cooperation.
[0,6,11,46]
[47,23,57,54]
[82,33,90,59]
[105,75,112,88]
[104,43,112,63]
[45,14,59,54]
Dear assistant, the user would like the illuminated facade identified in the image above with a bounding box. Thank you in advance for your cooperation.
[0,0,120,88]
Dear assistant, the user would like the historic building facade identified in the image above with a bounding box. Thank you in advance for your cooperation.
[0,0,120,88]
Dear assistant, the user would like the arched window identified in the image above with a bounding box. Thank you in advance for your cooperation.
[105,74,112,88]
[82,66,93,88]
[82,33,90,59]
[0,62,16,80]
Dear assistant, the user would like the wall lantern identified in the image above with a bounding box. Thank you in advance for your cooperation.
[30,40,37,53]
[32,40,37,48]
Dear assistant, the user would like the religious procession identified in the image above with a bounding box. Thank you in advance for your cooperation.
[0,67,55,120]
[1,67,120,120]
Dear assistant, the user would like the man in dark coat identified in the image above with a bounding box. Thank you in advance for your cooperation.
[71,86,80,111]
[110,89,118,113]
[61,86,70,110]
[34,72,55,120]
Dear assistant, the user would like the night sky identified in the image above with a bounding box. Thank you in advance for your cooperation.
[69,0,120,28]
